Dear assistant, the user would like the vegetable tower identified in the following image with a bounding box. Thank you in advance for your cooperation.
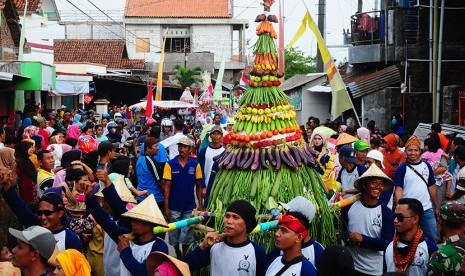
[208,0,336,247]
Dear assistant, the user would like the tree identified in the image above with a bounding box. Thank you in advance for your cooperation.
[284,47,316,80]
[173,65,203,88]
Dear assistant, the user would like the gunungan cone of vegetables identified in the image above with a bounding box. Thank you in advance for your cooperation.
[207,1,336,248]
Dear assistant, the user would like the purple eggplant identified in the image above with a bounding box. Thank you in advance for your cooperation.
[289,146,302,167]
[220,150,234,168]
[242,149,256,169]
[226,150,239,170]
[260,149,269,169]
[213,150,227,162]
[298,148,309,165]
[251,149,261,171]
[266,148,277,166]
[306,144,320,157]
[279,148,295,169]
[274,147,282,171]
[283,147,299,169]
[239,149,251,168]
[236,149,244,168]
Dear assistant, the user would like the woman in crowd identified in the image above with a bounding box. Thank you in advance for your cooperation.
[14,140,38,203]
[54,249,91,276]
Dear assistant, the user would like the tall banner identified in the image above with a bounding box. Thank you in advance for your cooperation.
[287,11,353,119]
[155,32,168,101]
[213,42,226,105]
[145,80,153,118]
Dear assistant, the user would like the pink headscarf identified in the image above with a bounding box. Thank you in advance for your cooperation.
[357,127,370,144]
[339,125,347,133]
[67,124,81,139]
[22,125,39,139]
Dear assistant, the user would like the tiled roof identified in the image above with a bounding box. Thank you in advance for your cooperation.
[54,39,144,70]
[124,0,231,18]
[121,58,145,69]
[13,0,43,12]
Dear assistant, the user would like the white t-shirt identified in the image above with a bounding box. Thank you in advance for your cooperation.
[393,161,435,211]
[160,132,186,160]
[204,146,225,186]
[385,238,437,276]
[210,241,257,275]
[120,239,157,276]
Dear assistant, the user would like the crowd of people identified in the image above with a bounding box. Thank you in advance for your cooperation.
[1,102,465,276]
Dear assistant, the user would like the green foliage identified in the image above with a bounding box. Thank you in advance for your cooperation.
[174,65,203,88]
[284,47,316,80]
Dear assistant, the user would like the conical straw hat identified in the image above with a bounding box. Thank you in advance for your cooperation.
[121,194,168,227]
[113,175,137,203]
[146,251,190,276]
[336,133,357,146]
[354,164,393,192]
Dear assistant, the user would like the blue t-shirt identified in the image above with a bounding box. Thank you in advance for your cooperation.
[163,157,203,212]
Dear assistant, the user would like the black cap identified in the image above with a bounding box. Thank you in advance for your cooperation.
[226,200,257,234]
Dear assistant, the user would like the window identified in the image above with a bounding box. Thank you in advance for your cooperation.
[165,37,190,53]
[136,38,150,53]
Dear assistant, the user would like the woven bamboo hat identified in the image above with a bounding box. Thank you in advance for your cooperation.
[336,133,357,146]
[146,251,190,276]
[112,175,137,203]
[93,176,137,204]
[354,164,393,192]
[121,194,168,227]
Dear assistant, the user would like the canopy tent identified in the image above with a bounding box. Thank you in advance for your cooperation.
[130,100,198,110]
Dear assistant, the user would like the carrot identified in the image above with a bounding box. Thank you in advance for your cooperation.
[332,193,361,209]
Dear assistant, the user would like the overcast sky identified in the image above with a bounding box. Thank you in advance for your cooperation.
[53,0,379,62]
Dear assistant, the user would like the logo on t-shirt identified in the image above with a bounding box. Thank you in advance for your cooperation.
[412,251,426,268]
[372,213,381,227]
[189,167,195,175]
[237,255,251,272]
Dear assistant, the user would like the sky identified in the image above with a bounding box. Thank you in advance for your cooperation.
[53,0,380,62]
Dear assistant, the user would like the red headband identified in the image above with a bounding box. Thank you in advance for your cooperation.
[278,213,308,238]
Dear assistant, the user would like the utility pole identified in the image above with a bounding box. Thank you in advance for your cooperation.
[358,0,363,13]
[316,0,326,72]
[432,0,438,122]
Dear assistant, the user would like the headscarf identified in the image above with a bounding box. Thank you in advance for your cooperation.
[73,114,82,125]
[47,144,64,168]
[109,158,130,177]
[22,117,32,128]
[356,127,370,144]
[309,131,328,162]
[15,140,37,180]
[56,249,91,276]
[278,212,308,239]
[61,144,73,154]
[340,125,347,132]
[22,125,39,139]
[67,124,81,139]
[0,147,15,170]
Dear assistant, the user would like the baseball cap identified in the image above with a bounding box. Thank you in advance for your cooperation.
[177,137,194,147]
[210,125,223,134]
[354,139,370,151]
[9,226,58,264]
[366,149,384,168]
[339,145,356,163]
[279,196,316,224]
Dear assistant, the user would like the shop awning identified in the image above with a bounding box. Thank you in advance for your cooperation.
[0,72,30,82]
[52,80,89,96]
[347,64,403,98]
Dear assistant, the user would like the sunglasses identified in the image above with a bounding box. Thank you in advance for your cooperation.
[393,213,415,222]
[37,209,57,216]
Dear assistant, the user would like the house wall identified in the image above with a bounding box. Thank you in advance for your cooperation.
[191,25,232,63]
[64,22,123,40]
[299,91,331,126]
[125,24,162,63]
[0,11,17,60]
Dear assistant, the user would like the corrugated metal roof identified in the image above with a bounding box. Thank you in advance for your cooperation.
[280,73,326,91]
[347,64,403,98]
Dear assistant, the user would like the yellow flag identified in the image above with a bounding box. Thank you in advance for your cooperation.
[155,33,168,101]
[287,11,352,119]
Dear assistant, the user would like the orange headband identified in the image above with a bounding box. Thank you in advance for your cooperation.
[278,213,308,238]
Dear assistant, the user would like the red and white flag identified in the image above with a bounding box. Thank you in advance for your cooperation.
[145,80,153,118]
[206,83,213,95]
[240,71,249,87]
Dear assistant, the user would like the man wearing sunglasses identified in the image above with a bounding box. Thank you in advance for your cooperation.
[342,164,395,276]
[385,198,438,275]
[0,167,82,252]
